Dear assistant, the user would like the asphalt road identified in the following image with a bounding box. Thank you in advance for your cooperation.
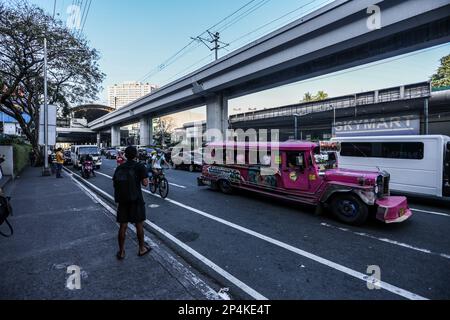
[66,158,450,300]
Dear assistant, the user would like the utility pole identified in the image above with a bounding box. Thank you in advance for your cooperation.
[192,31,229,61]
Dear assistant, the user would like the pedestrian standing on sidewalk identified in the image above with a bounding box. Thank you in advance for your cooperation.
[113,146,151,260]
[55,148,64,179]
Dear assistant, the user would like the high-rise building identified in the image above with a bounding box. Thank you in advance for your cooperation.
[108,82,158,109]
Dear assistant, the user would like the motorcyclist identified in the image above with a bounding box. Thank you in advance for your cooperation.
[80,154,96,177]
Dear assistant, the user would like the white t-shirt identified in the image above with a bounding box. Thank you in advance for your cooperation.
[152,154,166,169]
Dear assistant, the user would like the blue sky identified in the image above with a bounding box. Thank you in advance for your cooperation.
[27,0,450,118]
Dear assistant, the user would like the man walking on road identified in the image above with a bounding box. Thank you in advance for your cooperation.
[113,146,151,260]
[55,148,64,179]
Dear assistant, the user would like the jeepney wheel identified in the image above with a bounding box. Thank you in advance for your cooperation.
[330,194,368,226]
[219,180,233,195]
[189,164,195,172]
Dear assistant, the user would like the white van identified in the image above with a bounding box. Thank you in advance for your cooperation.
[70,145,102,169]
[332,135,450,198]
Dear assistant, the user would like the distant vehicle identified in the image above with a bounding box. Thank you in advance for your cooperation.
[138,148,155,162]
[63,150,72,165]
[172,151,203,172]
[70,145,102,169]
[332,135,450,198]
[116,151,126,166]
[198,141,412,226]
[105,149,118,160]
[81,160,95,179]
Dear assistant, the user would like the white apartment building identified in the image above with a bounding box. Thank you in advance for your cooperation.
[108,82,158,109]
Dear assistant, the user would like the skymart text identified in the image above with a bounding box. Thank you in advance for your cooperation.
[171,128,281,169]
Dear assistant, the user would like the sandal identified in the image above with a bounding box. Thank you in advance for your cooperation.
[138,246,152,257]
[116,251,125,261]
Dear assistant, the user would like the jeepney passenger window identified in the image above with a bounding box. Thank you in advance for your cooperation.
[286,152,305,170]
[258,152,272,167]
[236,149,246,165]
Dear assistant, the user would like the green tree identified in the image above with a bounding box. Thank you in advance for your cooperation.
[0,2,105,162]
[431,54,450,89]
[302,92,314,102]
[153,118,176,147]
[301,91,329,102]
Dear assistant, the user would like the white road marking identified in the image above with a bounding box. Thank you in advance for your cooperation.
[169,183,187,189]
[149,204,160,209]
[82,170,428,300]
[321,223,450,260]
[411,208,450,218]
[65,169,267,301]
[96,170,187,189]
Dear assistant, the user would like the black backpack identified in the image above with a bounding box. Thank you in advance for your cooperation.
[0,194,13,238]
[113,164,139,203]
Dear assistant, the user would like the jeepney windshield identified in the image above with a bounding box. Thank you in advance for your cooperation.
[313,146,337,172]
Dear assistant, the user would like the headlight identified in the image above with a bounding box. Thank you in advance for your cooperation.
[374,185,379,194]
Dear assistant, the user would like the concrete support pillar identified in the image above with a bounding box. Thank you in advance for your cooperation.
[111,125,121,147]
[206,94,228,142]
[140,117,153,146]
[96,133,101,147]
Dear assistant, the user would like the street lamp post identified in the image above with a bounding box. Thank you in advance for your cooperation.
[42,37,51,176]
[332,105,336,137]
[293,113,302,141]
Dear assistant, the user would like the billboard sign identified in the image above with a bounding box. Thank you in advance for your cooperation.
[38,104,57,146]
[333,115,420,137]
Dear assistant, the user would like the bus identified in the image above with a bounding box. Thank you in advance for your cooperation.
[332,135,450,198]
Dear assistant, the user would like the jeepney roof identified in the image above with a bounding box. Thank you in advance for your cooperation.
[207,141,317,151]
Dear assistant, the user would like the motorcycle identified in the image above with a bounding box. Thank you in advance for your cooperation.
[81,160,95,179]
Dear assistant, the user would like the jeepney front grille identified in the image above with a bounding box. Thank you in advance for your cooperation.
[383,175,390,196]
[377,173,390,198]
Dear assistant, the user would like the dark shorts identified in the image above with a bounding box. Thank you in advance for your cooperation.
[116,201,146,224]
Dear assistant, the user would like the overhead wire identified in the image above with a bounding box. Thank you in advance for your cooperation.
[140,0,268,82]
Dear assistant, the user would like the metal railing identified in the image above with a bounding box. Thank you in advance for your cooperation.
[230,82,431,123]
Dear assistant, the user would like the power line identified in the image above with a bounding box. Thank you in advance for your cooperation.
[280,43,450,89]
[192,31,229,61]
[140,0,264,82]
[52,0,57,18]
[158,0,325,84]
[164,53,215,84]
[216,0,272,33]
[80,0,92,33]
[228,0,324,47]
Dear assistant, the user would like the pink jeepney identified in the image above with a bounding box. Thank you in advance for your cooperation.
[197,141,412,225]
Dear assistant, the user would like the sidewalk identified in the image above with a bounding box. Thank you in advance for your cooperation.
[0,167,215,300]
